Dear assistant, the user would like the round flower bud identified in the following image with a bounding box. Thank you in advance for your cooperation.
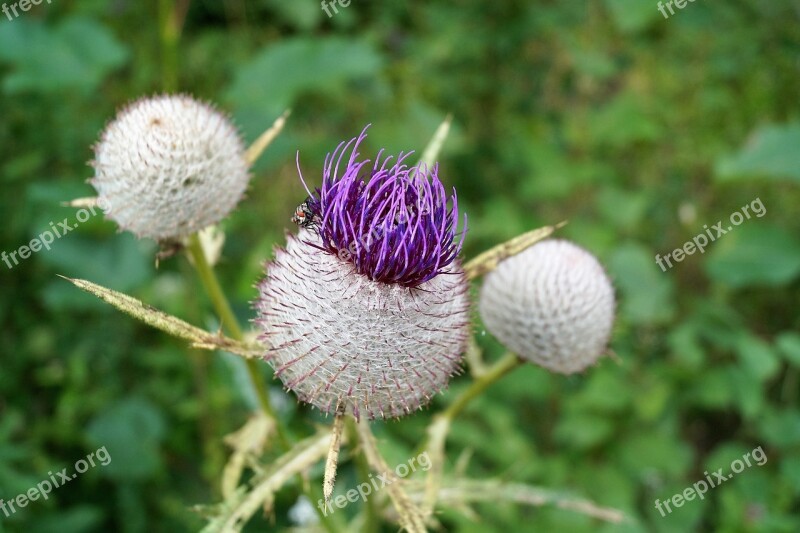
[479,239,615,374]
[90,94,249,241]
[254,126,470,420]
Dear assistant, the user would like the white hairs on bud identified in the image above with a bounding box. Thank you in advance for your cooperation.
[90,94,249,241]
[479,239,615,374]
[254,231,471,420]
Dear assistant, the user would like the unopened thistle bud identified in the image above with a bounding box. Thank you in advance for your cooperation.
[479,239,615,374]
[254,126,470,420]
[89,94,249,241]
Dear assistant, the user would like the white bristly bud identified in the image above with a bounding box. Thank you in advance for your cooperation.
[254,231,470,420]
[90,94,249,241]
[479,239,615,374]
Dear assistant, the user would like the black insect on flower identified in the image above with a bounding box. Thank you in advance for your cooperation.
[291,197,320,230]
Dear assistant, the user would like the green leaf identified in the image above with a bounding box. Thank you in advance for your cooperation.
[703,442,759,475]
[520,142,579,200]
[619,432,693,479]
[554,413,615,449]
[586,93,663,148]
[734,333,781,382]
[705,224,800,288]
[729,367,765,418]
[716,123,800,182]
[0,16,128,94]
[262,0,323,30]
[780,456,800,497]
[603,0,661,33]
[597,188,650,230]
[225,36,382,136]
[86,397,166,481]
[758,409,800,448]
[607,243,676,325]
[633,379,671,422]
[29,507,105,533]
[667,324,705,369]
[689,366,734,409]
[569,49,618,80]
[570,370,632,414]
[776,332,800,367]
[38,234,152,294]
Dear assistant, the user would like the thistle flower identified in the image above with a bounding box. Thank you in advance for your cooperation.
[89,94,249,242]
[254,127,470,420]
[479,239,615,374]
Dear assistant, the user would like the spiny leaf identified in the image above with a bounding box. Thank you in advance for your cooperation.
[204,429,338,533]
[421,415,450,522]
[59,276,262,358]
[357,419,427,533]
[323,414,345,503]
[409,478,629,524]
[417,114,452,171]
[245,109,290,165]
[221,413,276,500]
[463,222,566,280]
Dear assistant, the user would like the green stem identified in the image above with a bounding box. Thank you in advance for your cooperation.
[417,353,523,518]
[441,352,522,421]
[347,418,380,533]
[157,0,180,92]
[186,234,343,533]
[186,234,287,448]
[415,353,522,458]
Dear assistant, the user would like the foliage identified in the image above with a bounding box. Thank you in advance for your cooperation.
[1,1,798,532]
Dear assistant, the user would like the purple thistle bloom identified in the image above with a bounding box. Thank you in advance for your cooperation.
[297,125,466,288]
[254,126,471,420]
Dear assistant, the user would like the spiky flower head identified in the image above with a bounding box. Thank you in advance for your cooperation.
[479,239,615,374]
[254,126,470,420]
[90,94,249,242]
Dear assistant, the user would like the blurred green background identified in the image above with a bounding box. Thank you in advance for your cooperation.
[1,1,799,531]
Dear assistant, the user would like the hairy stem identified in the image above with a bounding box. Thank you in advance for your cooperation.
[157,0,180,92]
[186,234,285,442]
[420,352,522,519]
[442,352,522,421]
[186,233,344,532]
